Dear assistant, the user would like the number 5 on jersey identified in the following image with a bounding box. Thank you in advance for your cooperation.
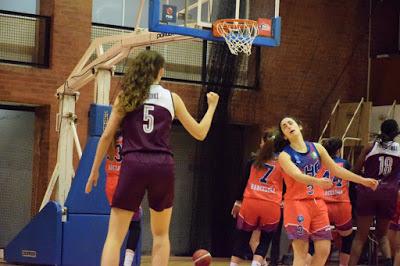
[143,105,154,133]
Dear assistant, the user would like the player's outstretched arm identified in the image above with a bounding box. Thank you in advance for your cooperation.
[85,96,124,193]
[172,92,219,141]
[315,143,378,190]
[278,152,333,189]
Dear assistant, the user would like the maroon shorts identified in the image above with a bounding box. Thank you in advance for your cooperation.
[111,152,175,212]
[356,191,397,219]
[390,200,400,231]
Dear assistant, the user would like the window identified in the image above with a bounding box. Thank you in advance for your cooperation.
[0,0,39,14]
[92,0,148,28]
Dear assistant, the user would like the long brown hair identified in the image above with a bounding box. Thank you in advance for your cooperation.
[117,50,165,113]
[254,128,279,169]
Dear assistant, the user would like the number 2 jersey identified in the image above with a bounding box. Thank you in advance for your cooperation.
[243,159,283,204]
[121,84,175,156]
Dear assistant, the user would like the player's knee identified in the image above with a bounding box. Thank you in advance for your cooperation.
[151,225,169,238]
[341,233,354,254]
[377,234,389,244]
[314,242,330,258]
[292,243,309,259]
[151,218,170,237]
[316,247,330,259]
[152,233,169,248]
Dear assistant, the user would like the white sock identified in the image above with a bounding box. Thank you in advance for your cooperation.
[251,260,262,266]
[230,262,239,266]
[123,249,135,266]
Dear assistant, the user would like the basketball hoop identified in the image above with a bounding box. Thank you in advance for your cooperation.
[213,19,258,56]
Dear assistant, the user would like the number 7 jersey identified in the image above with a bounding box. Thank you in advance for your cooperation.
[121,84,175,156]
[243,159,283,204]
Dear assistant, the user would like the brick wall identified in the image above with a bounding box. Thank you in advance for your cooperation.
[253,0,369,139]
[0,0,371,213]
[370,57,400,105]
[370,0,400,56]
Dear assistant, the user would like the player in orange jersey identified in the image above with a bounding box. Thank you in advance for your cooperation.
[230,128,284,266]
[276,116,378,266]
[317,137,353,266]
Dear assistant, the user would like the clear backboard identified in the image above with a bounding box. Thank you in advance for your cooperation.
[148,0,281,47]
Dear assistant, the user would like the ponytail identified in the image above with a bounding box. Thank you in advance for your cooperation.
[254,128,278,169]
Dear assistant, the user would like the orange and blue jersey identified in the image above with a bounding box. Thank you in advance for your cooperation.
[243,159,283,204]
[319,157,351,203]
[282,142,323,200]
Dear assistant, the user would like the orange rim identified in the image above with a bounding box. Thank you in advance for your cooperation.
[212,19,258,37]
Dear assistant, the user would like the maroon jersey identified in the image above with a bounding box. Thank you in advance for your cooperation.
[360,141,400,195]
[121,85,175,155]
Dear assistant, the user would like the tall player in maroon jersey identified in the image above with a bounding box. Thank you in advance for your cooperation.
[85,50,219,266]
[349,119,400,266]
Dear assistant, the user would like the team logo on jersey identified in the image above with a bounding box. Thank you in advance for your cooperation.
[297,215,304,223]
[311,151,318,159]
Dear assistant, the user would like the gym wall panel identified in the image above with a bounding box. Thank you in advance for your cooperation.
[0,109,35,247]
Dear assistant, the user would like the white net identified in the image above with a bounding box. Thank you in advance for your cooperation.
[215,19,259,56]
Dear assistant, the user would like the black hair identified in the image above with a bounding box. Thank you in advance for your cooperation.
[378,119,399,142]
[321,137,342,158]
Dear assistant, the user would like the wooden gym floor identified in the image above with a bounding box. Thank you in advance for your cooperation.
[141,256,229,265]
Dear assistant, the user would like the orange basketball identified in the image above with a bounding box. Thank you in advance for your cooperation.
[192,249,212,266]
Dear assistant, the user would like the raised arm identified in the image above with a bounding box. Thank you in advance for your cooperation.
[315,143,378,190]
[172,92,219,141]
[85,96,125,193]
[278,152,333,189]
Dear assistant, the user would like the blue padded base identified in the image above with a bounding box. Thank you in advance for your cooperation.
[5,201,63,265]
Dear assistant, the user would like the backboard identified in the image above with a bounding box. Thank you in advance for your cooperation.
[148,0,281,47]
